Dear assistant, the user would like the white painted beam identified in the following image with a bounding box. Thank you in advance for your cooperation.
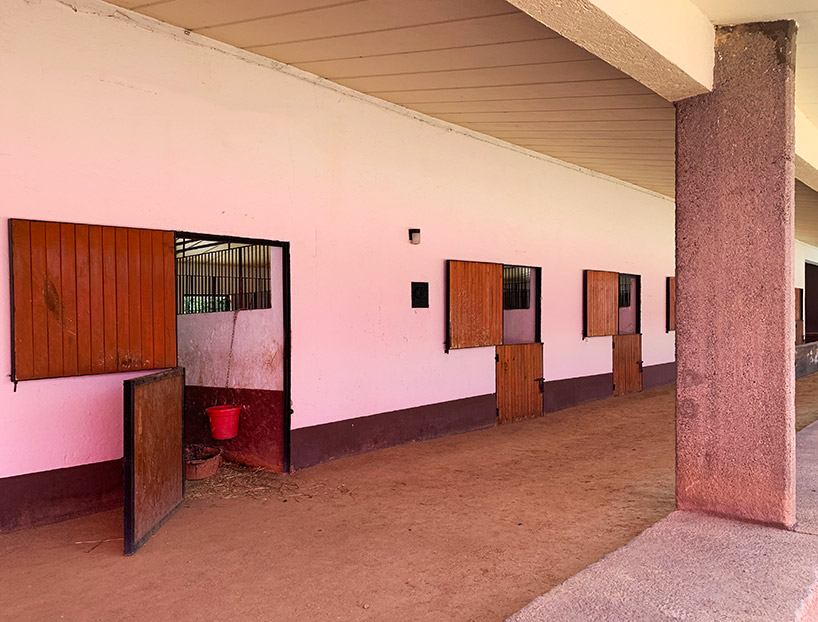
[797,107,818,192]
[504,0,714,102]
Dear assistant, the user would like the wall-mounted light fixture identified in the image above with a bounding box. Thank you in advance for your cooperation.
[409,228,421,245]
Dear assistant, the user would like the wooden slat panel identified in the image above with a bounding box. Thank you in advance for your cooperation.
[75,225,92,375]
[667,276,677,332]
[585,270,619,337]
[102,227,117,373]
[45,222,64,378]
[60,224,78,377]
[151,230,166,368]
[797,320,805,346]
[140,230,155,369]
[448,260,503,349]
[29,222,49,379]
[127,229,143,370]
[10,220,176,381]
[124,367,184,555]
[163,231,177,367]
[10,220,34,380]
[496,342,543,424]
[613,334,642,396]
[88,226,106,374]
[796,288,803,322]
[115,227,131,369]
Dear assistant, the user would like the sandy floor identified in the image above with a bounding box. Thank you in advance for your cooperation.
[3,377,818,622]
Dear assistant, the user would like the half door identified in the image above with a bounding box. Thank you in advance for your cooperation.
[613,334,642,396]
[124,367,185,555]
[496,342,543,424]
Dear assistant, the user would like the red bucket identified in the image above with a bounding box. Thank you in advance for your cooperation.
[206,405,241,440]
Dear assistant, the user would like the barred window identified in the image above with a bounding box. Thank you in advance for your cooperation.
[619,273,632,308]
[176,237,271,315]
[503,265,531,310]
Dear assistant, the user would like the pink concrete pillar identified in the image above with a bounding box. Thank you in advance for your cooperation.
[675,21,797,528]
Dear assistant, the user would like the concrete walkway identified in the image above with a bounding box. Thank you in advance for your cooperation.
[507,418,818,622]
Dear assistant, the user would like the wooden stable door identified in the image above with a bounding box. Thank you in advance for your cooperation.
[496,343,543,424]
[613,334,642,396]
[124,367,185,555]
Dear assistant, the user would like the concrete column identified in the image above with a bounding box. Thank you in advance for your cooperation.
[675,21,797,528]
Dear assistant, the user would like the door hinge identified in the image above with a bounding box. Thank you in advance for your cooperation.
[612,383,616,391]
[638,360,643,373]
[612,341,615,349]
[495,353,499,362]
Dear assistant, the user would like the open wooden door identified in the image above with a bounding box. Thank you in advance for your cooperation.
[124,367,185,555]
[496,343,543,424]
[613,334,642,396]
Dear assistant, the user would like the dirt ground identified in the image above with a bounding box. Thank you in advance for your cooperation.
[3,377,818,622]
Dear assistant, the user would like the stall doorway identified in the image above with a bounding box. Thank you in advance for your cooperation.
[175,233,291,473]
[613,274,642,396]
[496,265,543,423]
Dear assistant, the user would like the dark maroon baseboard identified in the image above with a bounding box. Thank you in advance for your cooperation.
[543,372,613,413]
[185,386,285,472]
[291,394,496,470]
[543,362,676,413]
[0,460,122,533]
[643,361,677,389]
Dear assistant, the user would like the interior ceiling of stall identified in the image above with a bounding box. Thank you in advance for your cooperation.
[109,0,818,242]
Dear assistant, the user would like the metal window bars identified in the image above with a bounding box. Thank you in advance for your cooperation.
[176,238,272,314]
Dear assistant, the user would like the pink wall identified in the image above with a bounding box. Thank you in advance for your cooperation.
[0,0,675,478]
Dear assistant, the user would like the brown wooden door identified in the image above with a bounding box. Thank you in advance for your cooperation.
[584,270,619,337]
[124,367,185,555]
[496,343,543,424]
[10,219,177,381]
[613,334,642,396]
[447,260,503,349]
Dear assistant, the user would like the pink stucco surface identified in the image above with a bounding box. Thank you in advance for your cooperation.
[675,22,797,527]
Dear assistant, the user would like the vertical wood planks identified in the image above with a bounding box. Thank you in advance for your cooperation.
[89,226,105,374]
[140,229,154,369]
[102,227,117,373]
[29,222,49,378]
[115,227,131,369]
[584,270,619,337]
[45,222,64,378]
[75,225,92,375]
[667,276,677,332]
[128,228,143,369]
[60,224,78,377]
[10,221,34,380]
[9,219,176,381]
[496,342,543,424]
[448,260,503,349]
[613,334,642,396]
[151,230,166,368]
[163,231,177,366]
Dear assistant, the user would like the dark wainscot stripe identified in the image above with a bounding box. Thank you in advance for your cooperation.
[0,459,122,533]
[543,362,676,413]
[796,342,818,379]
[643,362,677,389]
[291,394,496,470]
[543,372,613,413]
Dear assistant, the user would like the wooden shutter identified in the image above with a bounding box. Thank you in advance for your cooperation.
[584,270,619,337]
[667,276,677,332]
[447,260,503,349]
[10,220,176,381]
